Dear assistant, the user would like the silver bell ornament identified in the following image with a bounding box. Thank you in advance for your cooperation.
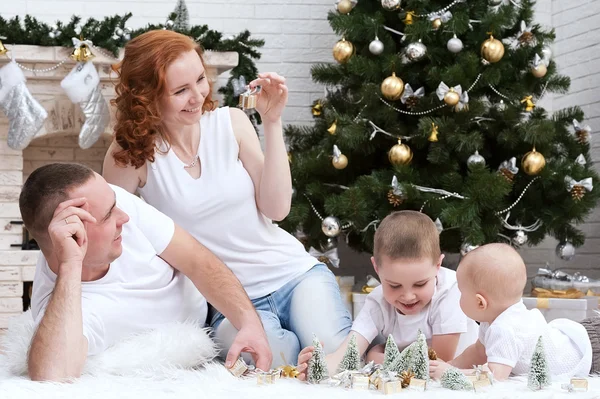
[512,230,528,246]
[555,241,575,261]
[369,37,385,55]
[447,35,463,53]
[322,216,342,237]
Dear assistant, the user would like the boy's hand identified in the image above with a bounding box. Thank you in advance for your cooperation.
[429,359,452,380]
[296,345,318,381]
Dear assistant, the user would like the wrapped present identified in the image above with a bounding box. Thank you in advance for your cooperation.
[523,296,599,322]
[409,378,427,391]
[227,357,249,378]
[382,380,402,394]
[351,375,370,390]
[473,378,492,392]
[532,267,600,297]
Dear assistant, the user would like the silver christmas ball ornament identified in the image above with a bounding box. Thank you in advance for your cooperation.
[49,31,56,39]
[115,27,124,36]
[447,35,463,53]
[369,37,384,55]
[166,19,175,28]
[460,242,479,257]
[321,216,342,237]
[381,0,402,10]
[512,230,528,246]
[556,241,575,261]
[467,150,486,166]
[405,40,427,61]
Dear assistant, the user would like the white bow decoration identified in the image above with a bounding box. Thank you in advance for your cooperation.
[429,11,452,23]
[575,154,586,166]
[532,54,543,68]
[231,76,248,97]
[573,119,592,135]
[436,82,462,101]
[565,176,593,192]
[72,37,93,49]
[401,84,425,105]
[498,157,519,175]
[308,246,340,268]
[391,175,403,196]
[456,90,470,111]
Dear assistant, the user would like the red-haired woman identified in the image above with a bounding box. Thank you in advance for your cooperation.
[103,30,351,368]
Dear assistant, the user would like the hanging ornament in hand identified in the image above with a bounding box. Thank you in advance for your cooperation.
[404,40,427,62]
[467,150,486,166]
[521,95,536,112]
[481,35,505,63]
[322,216,342,237]
[333,37,354,64]
[565,176,593,201]
[388,139,413,165]
[369,36,384,55]
[531,54,547,78]
[381,72,404,101]
[401,84,425,109]
[429,11,452,30]
[337,0,354,14]
[572,119,591,144]
[61,61,111,149]
[513,230,528,246]
[381,0,402,10]
[327,120,337,135]
[522,147,546,176]
[556,241,575,261]
[498,157,519,182]
[332,144,348,169]
[428,123,439,142]
[312,100,323,116]
[447,35,463,53]
[436,82,461,106]
[0,36,7,56]
[388,175,405,207]
[0,61,48,150]
[460,242,479,256]
[70,37,95,62]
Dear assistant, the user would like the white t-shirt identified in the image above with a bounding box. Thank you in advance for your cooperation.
[479,301,592,377]
[351,267,478,356]
[30,184,208,355]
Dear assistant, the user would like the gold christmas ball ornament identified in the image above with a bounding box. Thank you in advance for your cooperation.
[443,88,460,106]
[70,43,95,62]
[337,0,353,14]
[432,18,442,30]
[531,63,547,78]
[333,38,354,64]
[332,154,348,169]
[481,35,505,63]
[388,139,413,165]
[521,147,546,176]
[381,72,405,101]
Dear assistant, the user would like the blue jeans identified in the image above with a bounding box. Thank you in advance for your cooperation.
[208,264,352,368]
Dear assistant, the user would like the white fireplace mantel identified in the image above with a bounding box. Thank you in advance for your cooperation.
[0,45,239,327]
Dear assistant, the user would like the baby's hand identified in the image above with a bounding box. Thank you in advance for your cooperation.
[429,359,452,380]
[296,346,316,381]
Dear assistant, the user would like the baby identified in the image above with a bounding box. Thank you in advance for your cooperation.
[430,243,593,381]
[297,210,478,379]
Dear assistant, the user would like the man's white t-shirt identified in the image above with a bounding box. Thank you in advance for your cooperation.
[479,301,592,377]
[351,267,478,356]
[30,184,208,355]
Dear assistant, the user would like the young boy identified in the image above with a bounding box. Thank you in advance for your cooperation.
[430,243,593,381]
[296,211,478,379]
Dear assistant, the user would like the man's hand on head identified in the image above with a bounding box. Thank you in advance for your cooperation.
[48,197,97,273]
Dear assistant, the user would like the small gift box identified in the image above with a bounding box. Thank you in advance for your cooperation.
[227,358,248,378]
[351,375,370,390]
[382,380,402,394]
[522,296,599,322]
[409,378,427,391]
[238,86,261,110]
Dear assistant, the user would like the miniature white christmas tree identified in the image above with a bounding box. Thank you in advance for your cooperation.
[528,336,551,390]
[383,334,401,370]
[441,367,473,390]
[307,334,329,384]
[412,330,429,380]
[172,0,190,31]
[389,341,414,373]
[338,334,360,372]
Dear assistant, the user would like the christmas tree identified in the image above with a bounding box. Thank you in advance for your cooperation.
[528,336,551,390]
[412,331,429,379]
[281,0,599,259]
[389,341,414,373]
[383,334,401,370]
[338,334,361,372]
[172,0,190,31]
[307,334,329,384]
[441,367,473,390]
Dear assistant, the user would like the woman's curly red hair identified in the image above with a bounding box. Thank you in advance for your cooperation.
[111,30,216,168]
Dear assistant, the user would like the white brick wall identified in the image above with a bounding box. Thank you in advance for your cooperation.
[3,0,599,280]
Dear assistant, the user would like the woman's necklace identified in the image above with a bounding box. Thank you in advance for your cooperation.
[183,154,200,169]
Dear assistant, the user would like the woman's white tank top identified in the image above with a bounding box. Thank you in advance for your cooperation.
[138,107,317,299]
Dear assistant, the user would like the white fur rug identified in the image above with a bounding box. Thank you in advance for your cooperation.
[1,312,599,399]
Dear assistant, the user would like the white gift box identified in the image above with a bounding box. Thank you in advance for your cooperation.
[336,276,355,316]
[522,296,599,322]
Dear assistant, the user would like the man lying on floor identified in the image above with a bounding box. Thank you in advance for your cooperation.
[19,163,271,381]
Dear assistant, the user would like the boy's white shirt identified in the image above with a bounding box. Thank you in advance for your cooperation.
[351,267,478,355]
[479,300,592,377]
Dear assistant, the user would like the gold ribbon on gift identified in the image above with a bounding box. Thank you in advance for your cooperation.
[531,287,585,299]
